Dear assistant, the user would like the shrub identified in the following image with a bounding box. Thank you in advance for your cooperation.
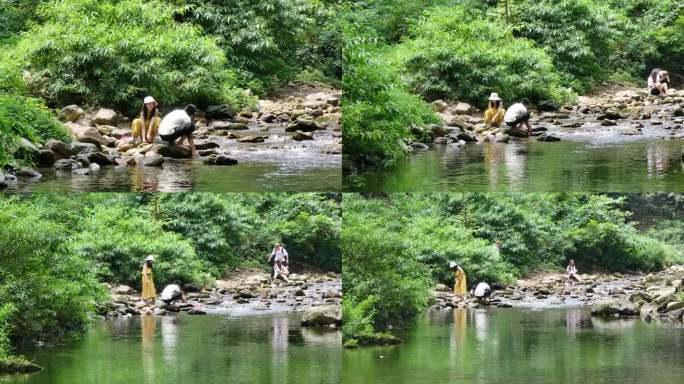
[395,5,572,104]
[8,0,250,113]
[0,94,69,166]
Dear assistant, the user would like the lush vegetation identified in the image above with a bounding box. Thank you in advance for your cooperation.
[0,193,340,368]
[342,0,684,172]
[342,193,682,342]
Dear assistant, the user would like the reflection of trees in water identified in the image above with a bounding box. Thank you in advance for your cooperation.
[130,165,194,192]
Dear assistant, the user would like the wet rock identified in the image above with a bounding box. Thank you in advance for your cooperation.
[203,154,238,166]
[44,139,73,159]
[504,128,529,138]
[601,120,617,126]
[139,154,165,167]
[54,159,81,171]
[261,113,277,123]
[292,130,314,141]
[453,102,475,115]
[537,133,561,142]
[322,143,342,154]
[597,110,623,120]
[66,122,103,148]
[157,145,192,158]
[301,305,341,326]
[673,107,684,117]
[16,168,42,179]
[93,108,118,125]
[36,150,56,167]
[591,300,637,317]
[237,135,267,143]
[194,141,220,150]
[61,105,84,122]
[14,138,39,160]
[87,152,113,166]
[198,149,220,157]
[286,117,318,132]
[210,121,248,130]
[187,307,207,315]
[206,105,236,120]
[429,124,448,137]
[410,142,429,150]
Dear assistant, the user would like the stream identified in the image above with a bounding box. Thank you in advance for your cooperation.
[343,308,684,384]
[348,99,684,192]
[1,313,341,384]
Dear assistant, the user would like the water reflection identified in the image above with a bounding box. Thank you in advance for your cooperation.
[141,315,156,384]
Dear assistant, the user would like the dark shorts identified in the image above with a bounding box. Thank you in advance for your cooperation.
[160,122,196,144]
[505,112,531,127]
[650,86,661,96]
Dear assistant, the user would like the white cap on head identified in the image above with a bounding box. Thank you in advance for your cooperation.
[143,96,156,104]
[488,93,501,101]
[449,261,457,269]
[146,255,155,262]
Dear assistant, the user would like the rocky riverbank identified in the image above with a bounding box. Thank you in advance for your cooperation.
[430,265,684,322]
[0,85,341,190]
[100,270,342,328]
[408,86,684,149]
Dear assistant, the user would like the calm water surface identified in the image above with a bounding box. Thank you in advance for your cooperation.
[343,308,684,384]
[1,314,341,384]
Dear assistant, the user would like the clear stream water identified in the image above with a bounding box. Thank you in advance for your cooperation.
[1,314,341,384]
[348,110,684,192]
[342,308,684,384]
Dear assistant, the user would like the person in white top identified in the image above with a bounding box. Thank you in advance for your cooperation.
[268,243,289,280]
[566,259,581,283]
[647,68,669,96]
[158,104,199,158]
[504,98,533,136]
[472,281,492,304]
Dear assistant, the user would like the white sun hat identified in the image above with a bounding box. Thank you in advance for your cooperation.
[449,261,458,269]
[488,93,502,101]
[146,255,155,262]
[143,96,157,104]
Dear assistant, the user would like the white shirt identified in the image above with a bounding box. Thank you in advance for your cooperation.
[160,284,182,301]
[271,247,288,262]
[474,282,491,298]
[648,74,663,90]
[567,265,577,275]
[504,103,528,123]
[159,110,192,135]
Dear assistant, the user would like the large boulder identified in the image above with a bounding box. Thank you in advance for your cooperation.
[86,152,113,166]
[206,105,236,120]
[71,142,100,155]
[36,150,56,167]
[194,141,220,150]
[453,102,475,115]
[301,305,341,326]
[93,108,118,125]
[61,105,84,122]
[203,154,238,166]
[157,145,192,158]
[139,153,165,167]
[65,122,103,148]
[44,139,73,159]
[14,138,40,160]
[286,117,319,132]
[537,133,561,142]
[591,300,637,317]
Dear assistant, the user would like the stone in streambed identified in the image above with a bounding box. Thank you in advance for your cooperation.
[322,143,342,154]
[194,141,220,150]
[292,130,314,141]
[44,139,73,159]
[86,152,113,166]
[61,105,84,122]
[537,133,561,142]
[591,300,637,317]
[93,108,119,125]
[237,135,267,143]
[206,105,236,120]
[301,305,342,326]
[203,154,238,166]
[157,145,192,158]
[286,117,318,132]
[139,154,165,167]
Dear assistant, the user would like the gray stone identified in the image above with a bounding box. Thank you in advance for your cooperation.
[61,105,84,122]
[93,108,118,125]
[301,305,341,326]
[157,145,192,158]
[44,140,73,159]
[292,130,314,141]
[140,154,165,167]
[203,154,238,166]
[206,105,236,120]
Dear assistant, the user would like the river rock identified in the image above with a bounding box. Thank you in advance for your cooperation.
[203,154,238,166]
[14,138,39,160]
[54,159,80,171]
[322,143,342,154]
[292,130,314,141]
[673,107,684,117]
[93,108,118,125]
[453,102,475,115]
[61,105,84,122]
[432,100,448,112]
[87,152,113,166]
[71,142,100,155]
[36,150,56,166]
[66,122,103,148]
[598,109,623,120]
[429,124,448,137]
[139,154,165,167]
[210,121,248,130]
[591,300,637,317]
[44,139,73,159]
[537,133,561,142]
[194,141,220,150]
[206,105,236,120]
[15,167,42,179]
[504,128,530,138]
[237,135,267,143]
[301,305,341,326]
[286,117,318,132]
[157,145,192,158]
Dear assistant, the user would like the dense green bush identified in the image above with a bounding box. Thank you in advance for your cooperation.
[0,94,70,166]
[0,0,45,39]
[396,5,571,103]
[7,0,250,113]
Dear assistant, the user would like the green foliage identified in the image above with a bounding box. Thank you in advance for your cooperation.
[646,220,684,251]
[0,0,45,39]
[0,94,69,167]
[342,193,682,339]
[396,5,571,103]
[7,0,250,112]
[343,39,438,170]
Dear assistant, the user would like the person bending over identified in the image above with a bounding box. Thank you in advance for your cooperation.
[504,98,532,136]
[472,281,492,304]
[648,68,670,96]
[158,104,199,158]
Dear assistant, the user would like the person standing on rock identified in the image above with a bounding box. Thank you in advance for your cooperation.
[158,104,199,158]
[141,255,156,304]
[450,262,467,296]
[648,69,670,96]
[132,96,161,144]
[484,93,506,128]
[504,98,533,136]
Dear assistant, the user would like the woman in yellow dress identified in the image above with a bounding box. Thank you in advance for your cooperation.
[450,261,467,296]
[484,92,505,128]
[132,96,161,144]
[141,255,156,304]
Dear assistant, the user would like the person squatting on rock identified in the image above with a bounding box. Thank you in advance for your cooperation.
[160,281,184,305]
[504,98,533,136]
[141,255,156,304]
[648,68,670,96]
[484,93,506,128]
[566,259,581,283]
[472,281,492,304]
[159,104,199,158]
[269,242,290,283]
[132,96,161,144]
